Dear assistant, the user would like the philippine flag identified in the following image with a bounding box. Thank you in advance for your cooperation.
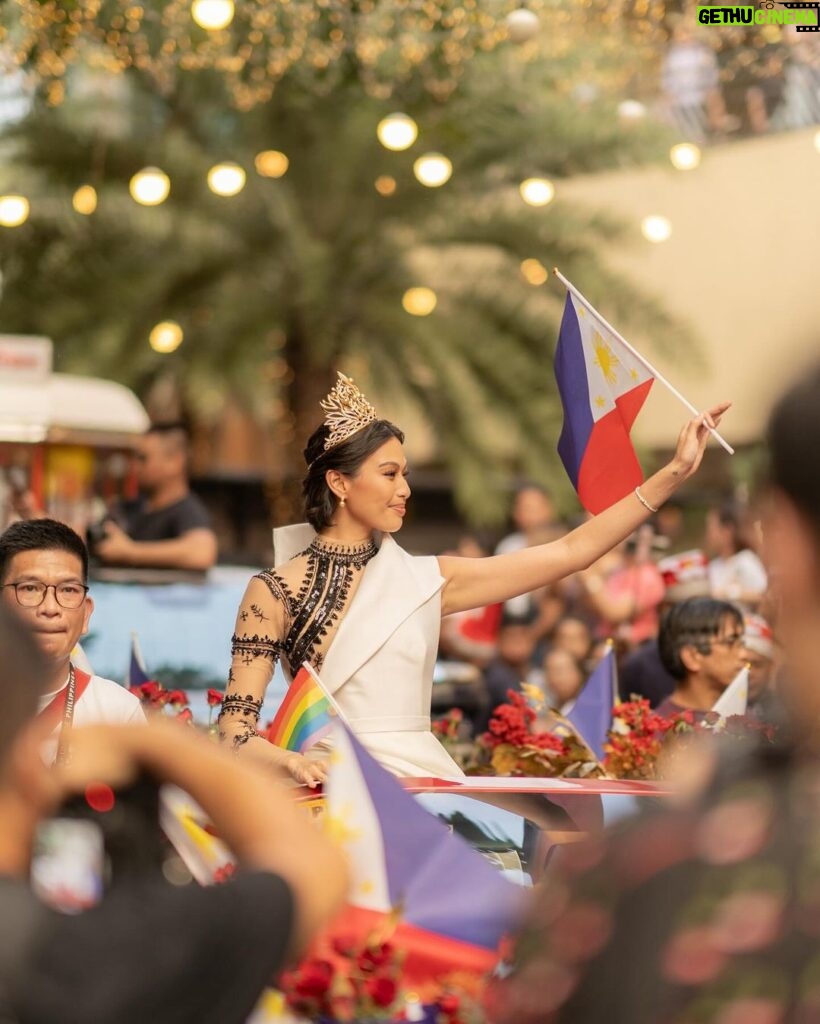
[555,291,655,514]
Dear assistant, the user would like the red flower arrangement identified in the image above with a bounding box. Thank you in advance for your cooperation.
[474,690,603,779]
[279,926,485,1023]
[128,680,193,721]
[603,699,778,779]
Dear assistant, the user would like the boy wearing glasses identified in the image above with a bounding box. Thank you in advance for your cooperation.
[655,596,747,720]
[0,519,144,763]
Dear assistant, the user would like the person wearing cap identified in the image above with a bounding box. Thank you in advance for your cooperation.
[618,550,712,707]
[743,612,780,720]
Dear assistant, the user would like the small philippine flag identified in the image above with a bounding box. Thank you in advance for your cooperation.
[555,291,655,514]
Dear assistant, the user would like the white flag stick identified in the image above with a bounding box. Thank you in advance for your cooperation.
[554,269,734,456]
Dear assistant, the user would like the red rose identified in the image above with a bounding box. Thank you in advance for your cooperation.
[294,958,334,999]
[364,975,397,1008]
[438,994,461,1014]
[138,681,161,702]
[176,707,194,723]
[167,689,189,706]
[206,688,224,706]
[356,940,394,972]
[330,932,358,957]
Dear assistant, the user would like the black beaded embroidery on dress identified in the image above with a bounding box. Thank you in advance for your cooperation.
[220,535,377,750]
[257,536,377,672]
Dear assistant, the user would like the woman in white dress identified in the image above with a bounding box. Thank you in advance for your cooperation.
[218,374,729,786]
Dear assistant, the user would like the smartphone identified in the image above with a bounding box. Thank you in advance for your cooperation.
[31,818,106,914]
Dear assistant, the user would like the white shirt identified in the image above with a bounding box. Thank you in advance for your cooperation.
[708,550,768,604]
[40,670,146,763]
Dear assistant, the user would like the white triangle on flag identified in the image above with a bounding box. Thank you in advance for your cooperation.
[710,665,749,724]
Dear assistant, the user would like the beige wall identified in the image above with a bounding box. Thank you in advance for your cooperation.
[561,127,820,449]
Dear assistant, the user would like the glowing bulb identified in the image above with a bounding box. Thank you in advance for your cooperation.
[191,0,234,31]
[375,175,396,196]
[254,150,289,178]
[129,167,170,206]
[505,8,540,43]
[413,153,452,188]
[0,195,30,227]
[618,100,647,122]
[149,321,184,354]
[520,259,548,285]
[669,143,701,171]
[519,178,554,207]
[402,287,437,316]
[641,215,672,243]
[72,185,97,215]
[377,113,418,152]
[207,162,246,196]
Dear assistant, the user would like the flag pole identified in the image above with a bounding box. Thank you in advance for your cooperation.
[553,269,734,456]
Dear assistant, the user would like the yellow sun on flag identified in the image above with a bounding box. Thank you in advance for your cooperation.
[324,805,361,846]
[630,368,639,382]
[595,395,607,409]
[593,331,620,384]
[360,879,375,895]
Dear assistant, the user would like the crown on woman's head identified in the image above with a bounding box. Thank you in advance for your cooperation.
[320,372,378,451]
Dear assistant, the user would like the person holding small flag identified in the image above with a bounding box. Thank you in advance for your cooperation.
[219,370,728,784]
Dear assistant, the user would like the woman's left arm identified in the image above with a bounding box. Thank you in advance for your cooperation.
[439,404,729,617]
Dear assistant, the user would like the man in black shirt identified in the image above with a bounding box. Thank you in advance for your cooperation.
[94,423,218,571]
[0,604,347,1024]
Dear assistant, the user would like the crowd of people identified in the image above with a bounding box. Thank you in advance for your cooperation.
[437,483,778,739]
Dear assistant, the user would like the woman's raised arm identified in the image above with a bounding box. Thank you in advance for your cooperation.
[438,403,730,617]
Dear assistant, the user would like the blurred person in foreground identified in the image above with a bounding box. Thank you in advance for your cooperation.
[93,423,217,572]
[0,519,145,763]
[654,597,746,720]
[489,361,820,1024]
[0,611,347,1022]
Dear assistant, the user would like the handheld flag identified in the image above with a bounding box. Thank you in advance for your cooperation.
[711,665,749,722]
[265,662,339,753]
[325,717,524,980]
[127,631,151,688]
[555,290,654,514]
[566,644,617,760]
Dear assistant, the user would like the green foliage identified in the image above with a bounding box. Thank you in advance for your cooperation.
[0,3,695,525]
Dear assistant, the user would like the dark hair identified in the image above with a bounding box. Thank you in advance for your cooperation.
[658,597,743,680]
[710,501,745,554]
[767,361,820,537]
[0,519,89,584]
[146,421,190,456]
[302,420,405,531]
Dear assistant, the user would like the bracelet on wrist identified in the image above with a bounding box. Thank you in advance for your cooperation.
[634,486,659,514]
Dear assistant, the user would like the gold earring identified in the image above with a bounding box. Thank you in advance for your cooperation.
[339,496,346,508]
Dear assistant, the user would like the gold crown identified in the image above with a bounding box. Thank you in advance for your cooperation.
[320,372,378,451]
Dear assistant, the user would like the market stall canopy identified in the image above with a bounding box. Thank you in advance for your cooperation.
[0,335,149,445]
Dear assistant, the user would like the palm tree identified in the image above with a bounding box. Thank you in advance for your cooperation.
[0,7,693,523]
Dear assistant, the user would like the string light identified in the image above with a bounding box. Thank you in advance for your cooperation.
[520,259,548,285]
[377,113,418,152]
[519,178,554,207]
[191,0,235,31]
[72,185,97,215]
[254,150,289,178]
[129,167,170,206]
[207,162,246,196]
[641,215,672,243]
[374,176,397,196]
[402,287,437,316]
[0,195,30,227]
[149,321,184,353]
[413,154,452,188]
[669,143,701,171]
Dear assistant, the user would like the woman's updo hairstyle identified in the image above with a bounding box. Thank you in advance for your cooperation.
[302,419,405,531]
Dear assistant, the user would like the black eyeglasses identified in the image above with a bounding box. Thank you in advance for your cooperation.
[2,581,89,609]
[709,632,745,650]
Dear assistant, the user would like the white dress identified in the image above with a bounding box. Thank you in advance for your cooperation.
[221,524,462,779]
